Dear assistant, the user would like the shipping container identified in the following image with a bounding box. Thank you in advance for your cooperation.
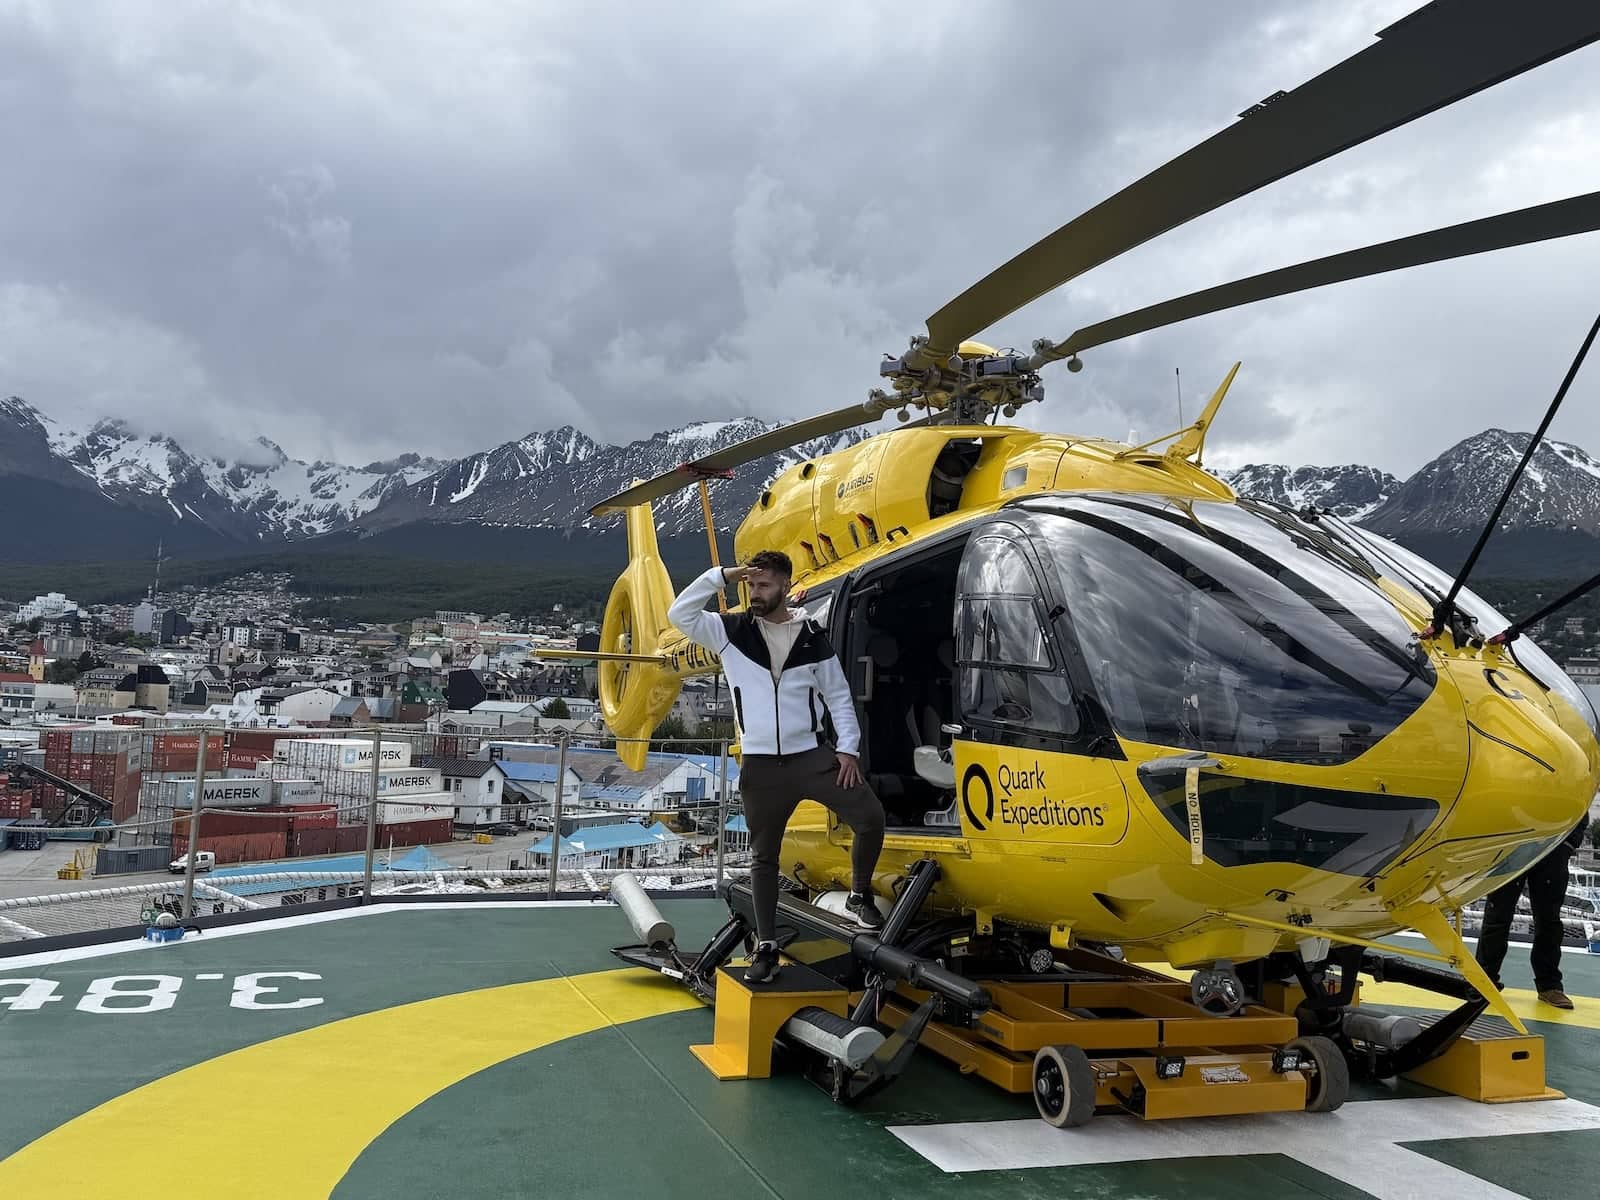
[172,831,288,865]
[6,820,49,850]
[282,805,339,830]
[94,845,171,875]
[371,817,454,847]
[374,768,444,797]
[272,738,412,769]
[154,776,272,810]
[171,811,293,840]
[379,791,454,824]
[288,826,339,858]
[272,779,321,805]
[231,730,296,755]
[333,825,366,853]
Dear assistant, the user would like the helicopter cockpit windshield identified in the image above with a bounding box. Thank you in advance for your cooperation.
[1016,494,1437,765]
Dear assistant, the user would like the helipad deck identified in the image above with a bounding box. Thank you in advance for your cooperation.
[2,899,1597,1199]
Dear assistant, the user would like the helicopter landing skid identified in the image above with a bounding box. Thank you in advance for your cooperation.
[609,861,972,1105]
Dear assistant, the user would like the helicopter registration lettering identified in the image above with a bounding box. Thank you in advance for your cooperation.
[959,749,1128,845]
[669,641,720,672]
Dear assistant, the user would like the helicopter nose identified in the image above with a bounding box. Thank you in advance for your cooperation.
[1425,688,1596,906]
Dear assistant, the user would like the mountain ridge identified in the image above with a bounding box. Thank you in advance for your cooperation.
[5,394,1600,578]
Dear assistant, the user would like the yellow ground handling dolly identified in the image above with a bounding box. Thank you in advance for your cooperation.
[610,861,1554,1126]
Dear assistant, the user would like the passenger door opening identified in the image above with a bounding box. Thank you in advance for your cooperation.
[841,538,967,832]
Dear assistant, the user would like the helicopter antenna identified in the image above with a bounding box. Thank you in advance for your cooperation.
[1427,308,1600,639]
[1175,367,1184,426]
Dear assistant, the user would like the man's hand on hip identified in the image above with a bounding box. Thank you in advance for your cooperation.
[836,752,864,789]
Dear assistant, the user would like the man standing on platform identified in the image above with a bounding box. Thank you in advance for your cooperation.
[1475,813,1589,1010]
[669,550,886,985]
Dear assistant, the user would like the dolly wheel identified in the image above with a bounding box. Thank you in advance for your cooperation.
[1288,1035,1349,1113]
[1033,1044,1096,1128]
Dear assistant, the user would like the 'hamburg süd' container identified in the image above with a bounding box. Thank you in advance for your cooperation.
[147,732,225,773]
[378,792,454,824]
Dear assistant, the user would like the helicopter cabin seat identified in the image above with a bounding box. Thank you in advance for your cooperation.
[910,638,959,826]
[862,625,959,828]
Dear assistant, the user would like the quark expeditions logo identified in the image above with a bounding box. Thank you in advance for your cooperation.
[961,760,1108,834]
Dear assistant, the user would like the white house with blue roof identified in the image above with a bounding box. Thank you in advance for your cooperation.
[480,744,728,811]
[524,821,684,871]
[495,759,581,822]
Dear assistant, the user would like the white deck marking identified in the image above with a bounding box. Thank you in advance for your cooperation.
[889,1096,1600,1199]
[0,900,612,971]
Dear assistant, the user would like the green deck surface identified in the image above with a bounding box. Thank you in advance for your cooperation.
[2,899,1597,1199]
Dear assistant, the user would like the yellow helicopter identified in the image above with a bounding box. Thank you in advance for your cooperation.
[553,1,1600,1055]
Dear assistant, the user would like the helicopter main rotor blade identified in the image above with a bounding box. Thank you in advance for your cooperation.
[1037,190,1600,363]
[588,402,886,516]
[920,0,1600,361]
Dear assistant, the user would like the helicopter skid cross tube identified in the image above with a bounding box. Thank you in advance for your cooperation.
[721,877,993,1014]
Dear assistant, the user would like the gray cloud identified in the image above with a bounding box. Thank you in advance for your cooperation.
[2,0,1598,476]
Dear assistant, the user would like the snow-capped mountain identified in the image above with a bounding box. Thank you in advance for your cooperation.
[1218,463,1400,521]
[354,417,873,535]
[6,390,1598,577]
[1362,429,1600,537]
[0,396,444,540]
[1218,431,1600,577]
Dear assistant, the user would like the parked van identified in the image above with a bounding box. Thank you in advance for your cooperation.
[168,851,216,874]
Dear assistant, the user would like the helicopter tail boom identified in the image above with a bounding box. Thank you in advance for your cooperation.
[594,495,697,769]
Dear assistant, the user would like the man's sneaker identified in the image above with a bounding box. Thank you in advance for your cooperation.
[745,942,780,985]
[1536,988,1574,1010]
[845,891,885,931]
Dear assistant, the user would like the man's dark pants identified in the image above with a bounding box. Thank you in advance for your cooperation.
[1475,846,1572,993]
[741,745,886,943]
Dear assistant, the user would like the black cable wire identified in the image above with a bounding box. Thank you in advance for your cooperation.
[1490,566,1600,645]
[1432,308,1600,635]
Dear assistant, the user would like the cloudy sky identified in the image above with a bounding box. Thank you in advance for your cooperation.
[2,0,1598,476]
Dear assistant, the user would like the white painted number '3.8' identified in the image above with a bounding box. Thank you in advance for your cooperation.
[0,973,324,1013]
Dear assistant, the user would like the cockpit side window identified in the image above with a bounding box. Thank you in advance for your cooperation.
[957,536,1080,738]
[1028,495,1436,765]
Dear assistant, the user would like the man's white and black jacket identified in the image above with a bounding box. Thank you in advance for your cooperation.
[668,566,861,757]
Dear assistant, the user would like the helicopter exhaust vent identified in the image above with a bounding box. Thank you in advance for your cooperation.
[1092,892,1153,923]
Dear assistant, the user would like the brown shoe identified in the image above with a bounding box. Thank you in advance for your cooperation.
[1536,989,1574,1010]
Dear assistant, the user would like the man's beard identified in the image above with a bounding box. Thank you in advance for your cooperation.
[749,595,772,616]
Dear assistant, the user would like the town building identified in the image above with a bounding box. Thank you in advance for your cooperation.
[18,592,77,622]
[495,760,583,823]
[524,820,683,872]
[415,756,510,829]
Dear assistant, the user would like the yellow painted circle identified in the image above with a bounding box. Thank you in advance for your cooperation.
[0,969,698,1198]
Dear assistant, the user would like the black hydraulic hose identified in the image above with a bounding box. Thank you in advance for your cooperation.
[1431,308,1600,635]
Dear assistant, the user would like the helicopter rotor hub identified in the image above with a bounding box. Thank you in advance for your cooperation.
[877,336,1048,426]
